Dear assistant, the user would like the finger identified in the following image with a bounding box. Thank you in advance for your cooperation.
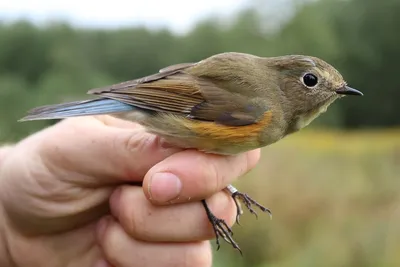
[96,216,212,267]
[143,149,260,204]
[93,259,113,267]
[24,116,181,185]
[108,185,236,242]
[94,114,145,130]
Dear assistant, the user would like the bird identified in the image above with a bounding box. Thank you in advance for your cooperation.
[20,52,363,254]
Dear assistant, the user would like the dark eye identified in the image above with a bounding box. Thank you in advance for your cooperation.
[302,73,318,87]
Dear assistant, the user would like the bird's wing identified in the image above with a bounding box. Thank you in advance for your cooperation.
[88,62,268,126]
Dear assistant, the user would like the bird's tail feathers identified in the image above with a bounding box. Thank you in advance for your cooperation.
[19,98,135,121]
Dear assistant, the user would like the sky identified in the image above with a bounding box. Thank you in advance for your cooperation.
[0,0,249,33]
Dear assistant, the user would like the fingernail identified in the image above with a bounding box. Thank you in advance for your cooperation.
[148,172,182,202]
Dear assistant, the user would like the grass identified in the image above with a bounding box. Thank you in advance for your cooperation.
[213,129,400,267]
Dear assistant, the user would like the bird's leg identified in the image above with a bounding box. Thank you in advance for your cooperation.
[201,185,271,254]
[201,199,242,254]
[225,184,272,225]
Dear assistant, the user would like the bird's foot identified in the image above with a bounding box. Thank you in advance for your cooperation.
[201,200,242,255]
[231,191,272,225]
[201,185,272,254]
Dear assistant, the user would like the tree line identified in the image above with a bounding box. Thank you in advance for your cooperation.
[0,0,399,142]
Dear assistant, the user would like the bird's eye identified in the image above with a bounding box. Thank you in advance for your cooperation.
[302,73,318,88]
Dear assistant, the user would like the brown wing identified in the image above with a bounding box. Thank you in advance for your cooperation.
[88,63,201,113]
[88,61,268,126]
[88,62,196,94]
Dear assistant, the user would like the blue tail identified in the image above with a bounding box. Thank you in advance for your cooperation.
[20,98,136,121]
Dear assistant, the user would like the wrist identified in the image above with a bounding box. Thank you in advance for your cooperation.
[0,144,14,167]
[0,145,15,266]
[0,203,14,266]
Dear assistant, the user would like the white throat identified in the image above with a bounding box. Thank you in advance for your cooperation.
[295,96,338,130]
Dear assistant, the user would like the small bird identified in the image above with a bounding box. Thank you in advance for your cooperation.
[20,52,363,253]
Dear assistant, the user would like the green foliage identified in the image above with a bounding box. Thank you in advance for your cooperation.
[330,0,400,128]
[214,130,400,267]
[0,1,399,266]
[0,0,399,142]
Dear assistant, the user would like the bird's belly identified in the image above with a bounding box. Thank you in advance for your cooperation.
[143,111,274,155]
[159,135,261,155]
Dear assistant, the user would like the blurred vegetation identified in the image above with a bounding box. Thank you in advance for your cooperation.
[1,0,400,141]
[0,0,399,266]
[214,129,400,267]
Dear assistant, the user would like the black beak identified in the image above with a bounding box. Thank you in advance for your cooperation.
[335,86,363,96]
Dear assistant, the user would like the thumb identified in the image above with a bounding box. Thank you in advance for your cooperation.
[19,116,182,186]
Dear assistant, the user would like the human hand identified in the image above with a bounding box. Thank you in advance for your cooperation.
[0,115,260,267]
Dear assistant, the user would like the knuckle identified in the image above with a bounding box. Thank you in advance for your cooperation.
[118,187,147,239]
[101,222,122,263]
[113,130,153,158]
[123,131,168,156]
[117,131,143,153]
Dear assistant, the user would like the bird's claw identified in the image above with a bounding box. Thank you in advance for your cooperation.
[201,200,242,254]
[201,191,271,254]
[231,191,272,223]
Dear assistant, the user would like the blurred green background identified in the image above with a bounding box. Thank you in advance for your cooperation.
[1,0,400,266]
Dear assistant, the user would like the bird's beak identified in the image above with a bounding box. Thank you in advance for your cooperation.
[335,86,363,96]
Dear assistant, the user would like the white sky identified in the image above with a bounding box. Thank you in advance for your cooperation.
[0,0,249,33]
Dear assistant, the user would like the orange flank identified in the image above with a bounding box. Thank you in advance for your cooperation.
[183,111,273,141]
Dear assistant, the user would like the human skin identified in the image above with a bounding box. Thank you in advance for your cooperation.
[0,115,260,267]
